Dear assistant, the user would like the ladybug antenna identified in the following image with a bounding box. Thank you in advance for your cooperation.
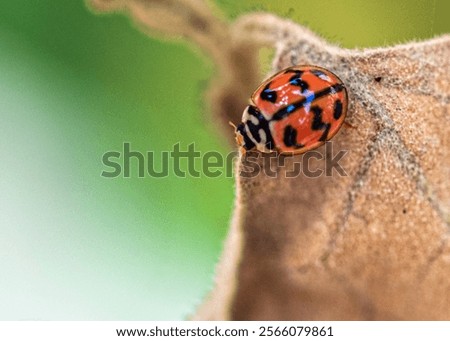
[228,121,237,130]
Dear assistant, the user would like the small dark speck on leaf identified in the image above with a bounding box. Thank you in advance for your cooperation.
[374,76,382,82]
[403,208,407,214]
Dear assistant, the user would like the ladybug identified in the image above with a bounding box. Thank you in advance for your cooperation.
[234,65,348,154]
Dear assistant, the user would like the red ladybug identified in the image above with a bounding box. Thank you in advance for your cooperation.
[235,65,348,154]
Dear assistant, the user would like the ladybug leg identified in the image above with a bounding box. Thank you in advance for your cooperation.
[344,121,356,129]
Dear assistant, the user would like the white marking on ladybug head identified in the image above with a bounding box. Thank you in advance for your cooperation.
[241,106,250,121]
[249,113,259,126]
[258,128,267,145]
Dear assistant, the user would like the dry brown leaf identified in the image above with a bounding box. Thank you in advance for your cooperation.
[88,1,450,320]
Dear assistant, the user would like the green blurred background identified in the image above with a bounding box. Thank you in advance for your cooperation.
[0,0,448,320]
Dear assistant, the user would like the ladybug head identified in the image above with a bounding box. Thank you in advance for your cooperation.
[235,122,255,153]
[234,106,256,153]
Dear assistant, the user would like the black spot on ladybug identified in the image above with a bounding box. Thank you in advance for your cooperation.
[374,76,382,82]
[289,73,309,92]
[311,106,331,141]
[283,125,304,149]
[402,208,407,214]
[333,100,343,120]
[260,83,277,103]
[311,106,324,130]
